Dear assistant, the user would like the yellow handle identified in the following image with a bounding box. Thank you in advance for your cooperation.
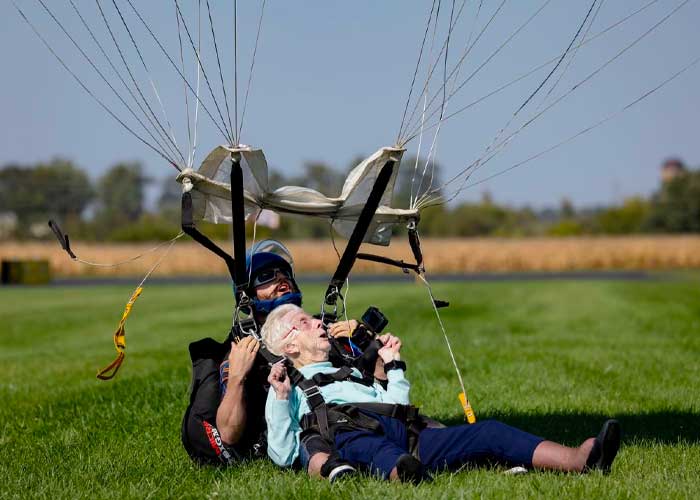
[96,286,143,380]
[459,392,477,424]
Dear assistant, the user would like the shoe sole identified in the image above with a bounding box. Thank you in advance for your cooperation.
[599,419,621,473]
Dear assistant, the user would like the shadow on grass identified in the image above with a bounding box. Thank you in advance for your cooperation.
[439,410,700,445]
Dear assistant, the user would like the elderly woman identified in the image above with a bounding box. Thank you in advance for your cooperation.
[262,304,620,482]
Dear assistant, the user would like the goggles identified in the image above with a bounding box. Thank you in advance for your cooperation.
[252,267,293,288]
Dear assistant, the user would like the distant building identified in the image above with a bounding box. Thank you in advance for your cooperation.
[661,158,687,183]
[0,212,18,240]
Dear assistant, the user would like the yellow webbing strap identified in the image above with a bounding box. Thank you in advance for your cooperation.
[459,392,477,424]
[96,286,143,380]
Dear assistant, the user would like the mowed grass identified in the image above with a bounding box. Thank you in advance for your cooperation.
[1,277,699,499]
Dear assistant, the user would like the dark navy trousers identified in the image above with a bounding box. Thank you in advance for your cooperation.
[334,415,543,479]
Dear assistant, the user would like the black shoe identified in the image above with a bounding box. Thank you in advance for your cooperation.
[585,419,621,474]
[327,463,356,482]
[320,454,356,482]
[395,454,429,484]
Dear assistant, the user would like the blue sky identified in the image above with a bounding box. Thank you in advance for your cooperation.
[1,1,698,208]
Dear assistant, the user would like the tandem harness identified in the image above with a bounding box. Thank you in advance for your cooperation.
[289,362,429,459]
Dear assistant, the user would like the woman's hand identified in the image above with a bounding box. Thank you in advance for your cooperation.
[377,333,401,363]
[267,360,291,400]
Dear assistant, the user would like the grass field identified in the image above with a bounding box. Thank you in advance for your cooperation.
[1,277,699,499]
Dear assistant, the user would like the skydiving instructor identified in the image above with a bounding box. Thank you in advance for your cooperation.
[215,240,377,479]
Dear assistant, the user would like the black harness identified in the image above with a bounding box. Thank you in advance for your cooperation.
[288,362,428,458]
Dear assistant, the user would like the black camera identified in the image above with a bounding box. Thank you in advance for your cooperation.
[361,306,388,334]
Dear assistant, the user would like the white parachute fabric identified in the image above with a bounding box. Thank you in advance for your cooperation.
[176,145,417,245]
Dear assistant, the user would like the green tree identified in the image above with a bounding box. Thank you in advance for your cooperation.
[95,162,149,234]
[646,170,700,232]
[595,197,650,234]
[0,159,94,237]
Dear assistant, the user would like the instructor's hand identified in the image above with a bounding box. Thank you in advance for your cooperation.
[227,336,259,383]
[328,319,358,339]
[268,361,291,400]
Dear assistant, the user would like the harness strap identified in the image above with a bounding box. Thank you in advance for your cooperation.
[181,192,236,282]
[229,155,249,304]
[325,160,396,306]
[309,366,375,388]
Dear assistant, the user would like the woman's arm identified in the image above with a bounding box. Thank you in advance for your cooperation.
[265,361,301,466]
[374,336,410,404]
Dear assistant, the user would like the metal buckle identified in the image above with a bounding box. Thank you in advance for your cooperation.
[303,386,322,399]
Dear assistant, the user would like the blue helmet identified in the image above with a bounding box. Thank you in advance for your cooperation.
[240,240,302,314]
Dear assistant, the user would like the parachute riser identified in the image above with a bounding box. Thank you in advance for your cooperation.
[324,160,396,307]
[229,152,249,305]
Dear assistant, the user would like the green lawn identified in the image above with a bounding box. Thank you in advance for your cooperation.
[1,277,699,499]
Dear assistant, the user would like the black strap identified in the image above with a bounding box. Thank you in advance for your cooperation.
[383,360,407,374]
[325,161,395,306]
[310,366,374,388]
[229,155,249,304]
[48,219,77,259]
[356,253,420,273]
[407,225,425,273]
[181,192,237,282]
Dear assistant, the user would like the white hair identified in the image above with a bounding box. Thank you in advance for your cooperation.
[261,303,303,356]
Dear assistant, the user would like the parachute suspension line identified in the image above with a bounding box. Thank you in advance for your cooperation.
[403,0,546,145]
[96,232,182,380]
[173,0,234,145]
[408,0,446,207]
[12,1,178,170]
[67,0,183,169]
[203,0,235,145]
[238,0,267,142]
[397,0,439,143]
[330,222,342,261]
[407,0,449,206]
[245,210,263,289]
[107,0,183,163]
[99,0,186,167]
[534,0,606,113]
[401,0,507,145]
[410,0,483,207]
[400,0,470,145]
[175,0,193,168]
[409,94,428,208]
[420,0,692,206]
[402,0,664,145]
[233,0,239,145]
[421,0,599,208]
[123,0,232,145]
[417,273,475,422]
[516,0,600,116]
[191,0,203,168]
[70,232,185,268]
[412,0,457,206]
[419,53,700,209]
[36,0,181,168]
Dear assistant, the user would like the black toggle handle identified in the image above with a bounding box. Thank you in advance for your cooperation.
[48,220,76,259]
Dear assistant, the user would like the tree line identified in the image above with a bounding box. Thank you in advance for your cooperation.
[0,157,698,241]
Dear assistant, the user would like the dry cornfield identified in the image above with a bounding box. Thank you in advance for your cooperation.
[2,236,700,278]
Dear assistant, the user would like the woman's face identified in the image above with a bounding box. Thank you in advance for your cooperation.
[284,310,331,357]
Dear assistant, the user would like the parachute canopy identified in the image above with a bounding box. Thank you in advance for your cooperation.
[177,145,417,246]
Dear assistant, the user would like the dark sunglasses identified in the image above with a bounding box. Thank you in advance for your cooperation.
[252,267,293,287]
